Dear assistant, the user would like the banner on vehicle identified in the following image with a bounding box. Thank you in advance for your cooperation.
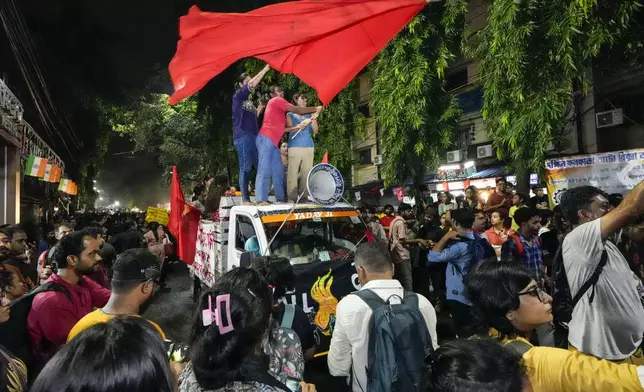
[545,148,644,205]
[146,206,170,226]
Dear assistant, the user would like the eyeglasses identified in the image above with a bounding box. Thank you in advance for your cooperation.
[518,285,547,303]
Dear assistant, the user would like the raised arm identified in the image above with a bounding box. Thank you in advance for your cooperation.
[599,181,644,240]
[247,65,270,89]
[288,105,322,116]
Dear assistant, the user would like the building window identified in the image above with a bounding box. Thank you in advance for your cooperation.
[356,149,372,166]
[452,125,473,150]
[445,68,468,92]
[358,103,370,118]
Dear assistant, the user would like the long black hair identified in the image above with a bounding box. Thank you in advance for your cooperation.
[31,316,174,392]
[464,260,534,339]
[189,267,273,390]
[251,255,295,301]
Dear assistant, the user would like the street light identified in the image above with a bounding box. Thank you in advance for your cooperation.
[99,197,104,201]
[93,180,97,183]
[114,201,120,206]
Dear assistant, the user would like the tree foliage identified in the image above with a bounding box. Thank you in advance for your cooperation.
[369,0,467,190]
[471,0,642,190]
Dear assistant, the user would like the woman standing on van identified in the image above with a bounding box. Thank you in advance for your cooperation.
[285,92,319,203]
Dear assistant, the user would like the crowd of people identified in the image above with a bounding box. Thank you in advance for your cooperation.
[2,177,644,391]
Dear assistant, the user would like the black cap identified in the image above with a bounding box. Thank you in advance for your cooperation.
[111,249,160,282]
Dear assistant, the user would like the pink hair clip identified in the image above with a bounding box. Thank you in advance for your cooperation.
[202,294,234,335]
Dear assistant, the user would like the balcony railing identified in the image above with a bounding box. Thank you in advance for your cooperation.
[0,78,65,172]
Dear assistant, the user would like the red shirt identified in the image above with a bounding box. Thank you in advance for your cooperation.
[27,274,110,362]
[380,215,395,228]
[259,96,291,146]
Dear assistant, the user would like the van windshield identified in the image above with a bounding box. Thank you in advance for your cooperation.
[263,215,367,265]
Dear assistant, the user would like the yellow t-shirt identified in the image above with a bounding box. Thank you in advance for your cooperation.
[67,309,166,342]
[499,335,643,391]
[509,205,519,230]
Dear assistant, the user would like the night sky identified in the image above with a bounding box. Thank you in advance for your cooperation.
[0,0,252,206]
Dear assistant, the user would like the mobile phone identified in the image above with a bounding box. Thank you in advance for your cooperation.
[285,378,301,392]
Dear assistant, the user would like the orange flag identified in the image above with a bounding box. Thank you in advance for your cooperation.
[321,152,329,164]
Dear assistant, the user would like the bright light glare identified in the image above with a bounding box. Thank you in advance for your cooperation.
[114,201,120,206]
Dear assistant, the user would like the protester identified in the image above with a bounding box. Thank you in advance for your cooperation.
[108,220,146,254]
[482,211,509,258]
[67,249,163,341]
[27,229,111,365]
[286,92,319,202]
[251,255,316,360]
[37,223,72,284]
[181,267,314,392]
[530,186,549,211]
[484,178,513,227]
[559,184,644,363]
[509,193,529,231]
[255,85,321,205]
[428,208,494,338]
[144,221,167,263]
[501,208,544,282]
[0,264,27,302]
[427,339,528,392]
[233,65,271,204]
[379,204,395,231]
[466,260,644,391]
[360,206,387,242]
[438,192,457,216]
[328,241,437,392]
[472,209,488,234]
[2,226,36,290]
[31,317,175,392]
[0,334,27,392]
[388,203,416,291]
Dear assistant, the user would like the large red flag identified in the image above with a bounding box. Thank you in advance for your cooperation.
[169,0,427,105]
[168,166,201,265]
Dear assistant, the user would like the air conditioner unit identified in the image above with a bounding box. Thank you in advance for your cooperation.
[446,150,462,163]
[596,109,623,128]
[477,145,494,159]
[373,154,383,165]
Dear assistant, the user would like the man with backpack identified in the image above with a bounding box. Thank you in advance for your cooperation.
[328,241,437,392]
[428,208,495,338]
[501,207,545,282]
[557,184,644,363]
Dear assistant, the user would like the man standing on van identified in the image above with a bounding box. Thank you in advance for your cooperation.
[232,65,270,204]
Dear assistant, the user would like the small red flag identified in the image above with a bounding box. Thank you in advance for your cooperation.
[321,152,329,164]
[168,0,427,105]
[168,166,201,265]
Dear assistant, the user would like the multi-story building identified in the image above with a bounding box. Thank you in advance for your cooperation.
[350,0,644,199]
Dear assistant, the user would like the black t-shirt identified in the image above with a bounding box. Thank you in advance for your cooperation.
[539,229,560,267]
[530,195,549,210]
[274,303,315,351]
[108,230,146,254]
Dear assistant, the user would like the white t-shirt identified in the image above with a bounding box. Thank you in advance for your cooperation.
[563,219,644,360]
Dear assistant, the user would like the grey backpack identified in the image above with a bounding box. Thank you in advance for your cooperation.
[353,289,434,392]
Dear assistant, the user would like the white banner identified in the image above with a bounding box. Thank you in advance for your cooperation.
[545,148,644,204]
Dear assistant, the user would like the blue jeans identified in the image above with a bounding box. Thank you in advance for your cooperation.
[255,134,285,202]
[233,134,258,201]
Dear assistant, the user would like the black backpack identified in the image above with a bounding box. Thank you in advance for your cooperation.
[352,289,433,392]
[0,282,71,366]
[550,244,608,344]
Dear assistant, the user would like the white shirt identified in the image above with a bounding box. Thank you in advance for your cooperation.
[327,279,438,391]
[563,219,644,360]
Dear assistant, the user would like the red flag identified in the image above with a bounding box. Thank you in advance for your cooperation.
[321,152,329,164]
[394,187,404,200]
[168,166,201,265]
[463,179,471,189]
[169,0,427,105]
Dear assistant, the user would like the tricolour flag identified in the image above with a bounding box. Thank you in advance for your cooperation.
[41,164,53,182]
[58,179,68,192]
[25,155,48,178]
[52,167,62,183]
